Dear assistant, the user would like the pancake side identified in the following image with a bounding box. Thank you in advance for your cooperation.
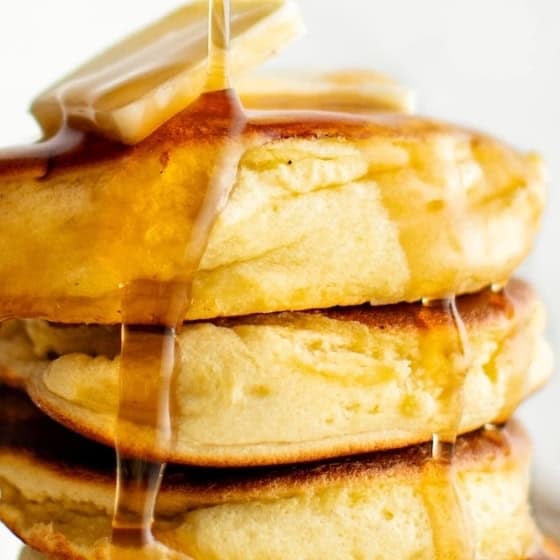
[9,280,551,466]
[20,547,559,560]
[0,111,545,323]
[0,322,48,390]
[0,321,118,391]
[0,392,542,560]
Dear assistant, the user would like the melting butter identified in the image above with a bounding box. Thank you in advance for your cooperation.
[31,0,302,145]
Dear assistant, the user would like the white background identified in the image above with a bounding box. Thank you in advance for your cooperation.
[0,0,559,556]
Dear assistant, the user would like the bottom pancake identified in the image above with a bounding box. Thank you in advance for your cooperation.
[16,548,558,560]
[0,389,545,560]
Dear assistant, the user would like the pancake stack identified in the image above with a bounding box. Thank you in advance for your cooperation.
[0,1,556,559]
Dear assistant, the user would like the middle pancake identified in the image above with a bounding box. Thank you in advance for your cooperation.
[0,280,550,467]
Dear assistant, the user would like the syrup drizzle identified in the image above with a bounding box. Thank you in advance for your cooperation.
[419,296,474,560]
[207,0,231,92]
[110,1,246,556]
[0,118,85,181]
[111,315,180,552]
[0,124,84,162]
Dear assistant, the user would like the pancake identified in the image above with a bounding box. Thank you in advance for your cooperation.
[17,549,560,560]
[0,107,545,324]
[0,321,48,390]
[0,388,543,560]
[1,280,551,466]
[0,320,119,390]
[20,544,559,560]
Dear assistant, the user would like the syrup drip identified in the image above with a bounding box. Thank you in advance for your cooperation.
[111,309,180,553]
[206,0,231,92]
[0,120,85,180]
[419,296,474,560]
[0,125,84,162]
[110,1,247,557]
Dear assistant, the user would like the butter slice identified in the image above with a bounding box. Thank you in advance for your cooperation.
[237,69,415,114]
[32,0,303,145]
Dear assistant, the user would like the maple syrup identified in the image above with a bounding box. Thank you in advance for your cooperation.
[111,313,179,550]
[419,296,474,560]
[0,122,85,180]
[109,1,250,556]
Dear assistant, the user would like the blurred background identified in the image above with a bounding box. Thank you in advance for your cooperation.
[0,0,558,555]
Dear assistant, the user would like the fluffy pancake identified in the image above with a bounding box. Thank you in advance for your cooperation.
[0,389,544,560]
[16,546,560,560]
[0,320,119,390]
[1,280,551,466]
[0,106,545,324]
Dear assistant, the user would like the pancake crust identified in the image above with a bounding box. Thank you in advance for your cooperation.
[19,546,560,560]
[0,107,545,324]
[0,390,542,560]
[2,280,551,466]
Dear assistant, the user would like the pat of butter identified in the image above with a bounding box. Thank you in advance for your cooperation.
[237,69,416,114]
[32,0,303,145]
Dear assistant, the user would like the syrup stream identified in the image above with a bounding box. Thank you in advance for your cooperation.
[111,1,239,557]
[207,0,231,92]
[111,319,178,550]
[420,296,474,560]
[109,2,253,557]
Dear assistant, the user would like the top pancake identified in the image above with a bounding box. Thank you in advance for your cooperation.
[0,94,545,323]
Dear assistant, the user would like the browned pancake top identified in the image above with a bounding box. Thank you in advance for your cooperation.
[212,278,532,331]
[0,90,477,182]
